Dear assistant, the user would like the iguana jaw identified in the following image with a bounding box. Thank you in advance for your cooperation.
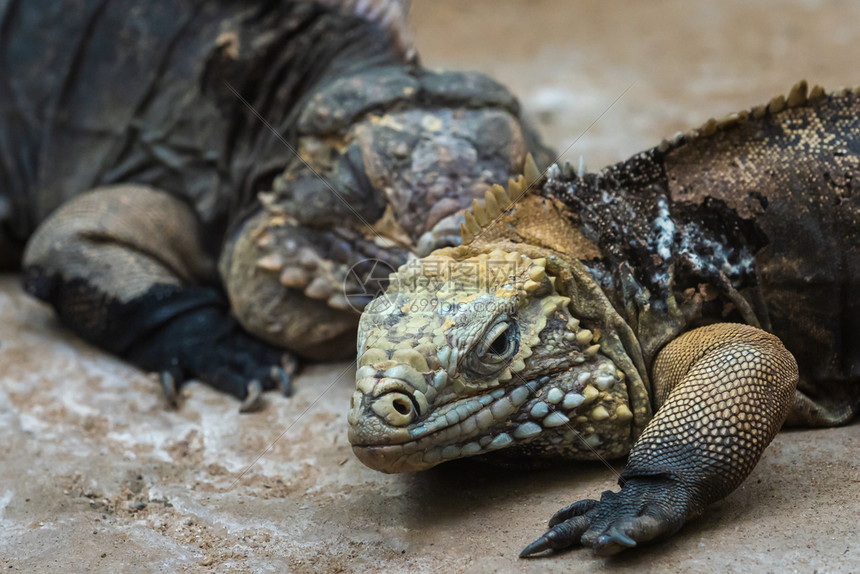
[349,354,622,473]
[348,245,632,473]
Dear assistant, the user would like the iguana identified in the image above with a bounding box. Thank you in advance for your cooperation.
[0,0,551,410]
[348,80,860,556]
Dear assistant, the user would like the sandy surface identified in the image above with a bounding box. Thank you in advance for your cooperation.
[2,1,860,572]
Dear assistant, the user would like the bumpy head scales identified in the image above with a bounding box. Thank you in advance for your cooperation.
[348,241,635,472]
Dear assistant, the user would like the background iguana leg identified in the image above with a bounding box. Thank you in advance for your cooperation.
[522,323,798,556]
[21,185,294,409]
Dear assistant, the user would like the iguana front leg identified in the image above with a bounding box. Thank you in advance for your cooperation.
[22,185,294,411]
[521,323,798,556]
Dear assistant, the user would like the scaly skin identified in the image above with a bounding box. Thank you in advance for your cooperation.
[2,0,551,407]
[349,82,860,555]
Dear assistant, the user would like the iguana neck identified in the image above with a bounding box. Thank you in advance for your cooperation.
[543,156,767,365]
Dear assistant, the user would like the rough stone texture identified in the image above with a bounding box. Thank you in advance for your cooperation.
[2,1,860,571]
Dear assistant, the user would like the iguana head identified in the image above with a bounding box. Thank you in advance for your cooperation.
[348,166,648,472]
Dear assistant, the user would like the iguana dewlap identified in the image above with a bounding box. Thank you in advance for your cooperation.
[0,0,551,410]
[348,81,860,555]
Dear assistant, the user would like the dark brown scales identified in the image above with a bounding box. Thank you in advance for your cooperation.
[546,84,860,427]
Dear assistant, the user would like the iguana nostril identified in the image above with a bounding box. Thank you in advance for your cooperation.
[392,397,411,415]
[371,391,417,426]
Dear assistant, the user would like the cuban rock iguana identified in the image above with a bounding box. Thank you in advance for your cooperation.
[0,0,552,410]
[348,80,860,556]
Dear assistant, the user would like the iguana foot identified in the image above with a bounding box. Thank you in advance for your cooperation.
[521,477,690,557]
[159,359,296,413]
[126,302,301,411]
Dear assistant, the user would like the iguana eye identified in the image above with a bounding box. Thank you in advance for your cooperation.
[483,322,517,361]
[465,318,520,379]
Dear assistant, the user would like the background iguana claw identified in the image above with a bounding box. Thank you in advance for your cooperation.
[272,361,297,397]
[159,371,180,410]
[239,380,265,413]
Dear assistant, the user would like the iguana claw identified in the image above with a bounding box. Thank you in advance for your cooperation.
[606,528,637,548]
[270,366,292,397]
[275,355,299,397]
[160,372,180,410]
[519,513,593,557]
[592,527,638,556]
[239,380,265,413]
[518,536,552,558]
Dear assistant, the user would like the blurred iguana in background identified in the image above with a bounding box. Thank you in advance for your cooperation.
[0,0,551,410]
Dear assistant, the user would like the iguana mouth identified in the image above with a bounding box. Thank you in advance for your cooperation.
[348,361,620,473]
[349,377,546,473]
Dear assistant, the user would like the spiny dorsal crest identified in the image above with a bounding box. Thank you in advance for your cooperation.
[657,80,850,152]
[460,152,543,245]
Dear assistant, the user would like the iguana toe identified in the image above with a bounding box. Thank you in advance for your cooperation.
[548,499,600,527]
[520,514,593,558]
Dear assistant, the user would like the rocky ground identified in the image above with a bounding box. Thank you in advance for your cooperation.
[2,1,859,572]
